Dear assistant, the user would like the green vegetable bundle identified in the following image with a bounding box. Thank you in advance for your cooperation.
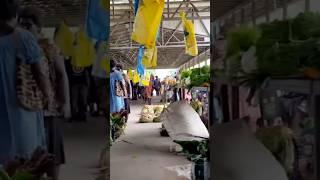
[188,66,210,89]
[226,26,260,57]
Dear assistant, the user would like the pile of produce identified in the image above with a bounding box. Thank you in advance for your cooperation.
[0,148,54,180]
[111,110,127,141]
[139,105,165,123]
[181,66,210,89]
[222,12,320,90]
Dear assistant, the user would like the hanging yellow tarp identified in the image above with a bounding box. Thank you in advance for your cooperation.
[141,73,150,86]
[133,71,140,83]
[142,47,157,68]
[151,47,157,67]
[54,22,74,57]
[72,31,96,67]
[180,12,198,56]
[127,69,134,80]
[131,0,165,48]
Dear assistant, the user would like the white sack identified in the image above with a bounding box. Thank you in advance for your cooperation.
[212,120,289,180]
[161,101,209,141]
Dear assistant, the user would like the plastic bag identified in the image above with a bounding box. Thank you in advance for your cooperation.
[131,0,165,48]
[180,12,198,56]
[142,47,157,68]
[54,22,74,57]
[72,31,96,67]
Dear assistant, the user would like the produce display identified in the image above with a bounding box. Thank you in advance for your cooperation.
[180,66,210,89]
[221,12,320,90]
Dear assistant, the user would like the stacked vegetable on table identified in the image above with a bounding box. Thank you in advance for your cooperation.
[220,12,320,91]
[180,65,210,89]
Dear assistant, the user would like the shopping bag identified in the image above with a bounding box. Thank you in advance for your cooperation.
[131,0,165,48]
[142,47,157,68]
[54,22,74,57]
[72,30,96,67]
[180,12,198,56]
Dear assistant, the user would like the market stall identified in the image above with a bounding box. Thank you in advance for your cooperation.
[211,11,320,180]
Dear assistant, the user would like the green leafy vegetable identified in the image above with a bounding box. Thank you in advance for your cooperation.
[226,26,260,57]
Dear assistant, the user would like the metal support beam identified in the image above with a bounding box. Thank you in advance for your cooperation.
[110,44,210,50]
[189,2,210,36]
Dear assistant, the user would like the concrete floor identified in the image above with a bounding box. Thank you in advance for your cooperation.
[60,117,107,180]
[110,99,190,180]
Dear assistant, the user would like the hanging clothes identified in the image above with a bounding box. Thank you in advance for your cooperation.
[131,0,165,48]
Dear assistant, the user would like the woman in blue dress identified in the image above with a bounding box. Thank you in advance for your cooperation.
[0,0,47,165]
[110,60,125,113]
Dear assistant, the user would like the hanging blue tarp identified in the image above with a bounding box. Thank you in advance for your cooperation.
[137,46,145,75]
[134,0,140,15]
[86,0,109,41]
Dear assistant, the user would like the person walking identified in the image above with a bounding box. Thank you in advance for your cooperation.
[18,7,70,179]
[153,76,161,96]
[144,75,154,105]
[0,0,49,165]
[110,60,125,113]
[91,41,108,116]
[123,74,132,121]
[69,65,90,122]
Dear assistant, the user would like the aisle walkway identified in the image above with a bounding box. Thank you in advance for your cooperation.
[60,117,106,180]
[110,99,190,180]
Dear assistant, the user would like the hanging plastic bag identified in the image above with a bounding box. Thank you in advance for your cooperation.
[180,12,198,56]
[131,0,165,48]
[142,47,157,68]
[72,30,96,67]
[133,71,140,83]
[54,22,74,57]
